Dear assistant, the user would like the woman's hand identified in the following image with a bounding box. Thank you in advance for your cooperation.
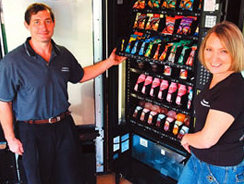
[181,134,191,153]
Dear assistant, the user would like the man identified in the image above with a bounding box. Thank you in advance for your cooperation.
[0,3,126,184]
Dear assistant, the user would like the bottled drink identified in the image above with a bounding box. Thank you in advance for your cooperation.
[166,82,177,104]
[158,80,169,101]
[141,76,153,95]
[134,74,146,92]
[175,84,187,107]
[150,78,161,97]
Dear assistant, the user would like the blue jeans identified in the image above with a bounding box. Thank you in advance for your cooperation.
[178,153,244,184]
[18,115,82,184]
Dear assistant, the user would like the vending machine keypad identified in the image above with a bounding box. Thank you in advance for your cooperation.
[199,65,210,86]
[204,15,217,28]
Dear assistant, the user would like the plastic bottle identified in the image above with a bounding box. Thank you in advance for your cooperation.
[158,80,169,100]
[175,84,187,106]
[141,76,153,95]
[166,82,177,104]
[150,78,161,97]
[134,74,146,92]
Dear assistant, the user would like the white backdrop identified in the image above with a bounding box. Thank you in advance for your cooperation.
[1,0,95,125]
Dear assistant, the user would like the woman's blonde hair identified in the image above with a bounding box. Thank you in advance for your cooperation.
[198,21,244,72]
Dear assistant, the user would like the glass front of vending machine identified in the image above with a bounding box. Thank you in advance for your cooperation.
[106,0,229,184]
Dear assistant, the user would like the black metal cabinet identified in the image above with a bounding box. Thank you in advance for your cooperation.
[77,125,99,184]
[106,0,227,184]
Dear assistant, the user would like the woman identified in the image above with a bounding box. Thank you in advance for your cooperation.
[178,21,244,184]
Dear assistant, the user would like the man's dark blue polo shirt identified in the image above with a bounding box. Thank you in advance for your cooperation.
[0,37,84,121]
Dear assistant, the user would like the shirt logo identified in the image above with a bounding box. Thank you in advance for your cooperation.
[61,67,69,72]
[201,99,210,108]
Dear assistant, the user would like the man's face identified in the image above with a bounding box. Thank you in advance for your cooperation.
[24,10,55,43]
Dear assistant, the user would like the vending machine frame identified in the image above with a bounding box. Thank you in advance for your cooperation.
[106,0,229,183]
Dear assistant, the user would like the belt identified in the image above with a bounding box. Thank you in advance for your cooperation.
[23,111,71,124]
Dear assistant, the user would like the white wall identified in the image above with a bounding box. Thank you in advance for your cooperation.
[1,0,95,125]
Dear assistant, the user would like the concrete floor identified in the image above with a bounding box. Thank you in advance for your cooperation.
[97,173,132,184]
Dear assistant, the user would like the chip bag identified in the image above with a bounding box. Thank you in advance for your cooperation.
[161,0,177,9]
[133,0,146,9]
[179,0,194,11]
[148,0,161,9]
[177,17,195,35]
[133,13,148,30]
[145,14,162,31]
[161,16,176,35]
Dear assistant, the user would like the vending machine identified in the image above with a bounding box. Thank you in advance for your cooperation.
[105,0,230,183]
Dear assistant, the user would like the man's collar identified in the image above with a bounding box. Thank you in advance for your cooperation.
[24,37,60,57]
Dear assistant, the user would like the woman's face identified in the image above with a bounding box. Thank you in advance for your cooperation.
[204,33,233,75]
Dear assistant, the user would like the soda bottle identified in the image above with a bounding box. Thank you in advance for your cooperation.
[134,74,146,92]
[173,120,183,135]
[158,80,169,101]
[150,78,161,97]
[141,76,153,95]
[187,86,193,109]
[153,44,161,60]
[177,125,189,140]
[186,46,197,66]
[166,82,177,104]
[156,114,166,127]
[175,84,187,107]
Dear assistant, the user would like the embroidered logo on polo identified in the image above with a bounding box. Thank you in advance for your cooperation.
[201,99,210,108]
[61,67,69,72]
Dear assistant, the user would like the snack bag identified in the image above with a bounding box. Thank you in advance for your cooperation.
[156,114,166,127]
[198,0,202,10]
[133,13,148,30]
[177,45,190,64]
[133,0,146,9]
[153,44,161,60]
[173,120,183,135]
[144,42,154,57]
[140,108,151,122]
[177,17,194,35]
[164,117,174,131]
[159,43,172,61]
[145,14,162,31]
[185,45,197,66]
[177,125,189,139]
[162,0,177,9]
[125,35,137,53]
[120,39,125,52]
[148,0,161,9]
[194,25,199,36]
[125,32,144,53]
[144,38,161,58]
[161,16,176,35]
[131,40,140,55]
[179,0,194,11]
[138,41,147,56]
[132,106,143,119]
[138,37,154,56]
[168,45,178,63]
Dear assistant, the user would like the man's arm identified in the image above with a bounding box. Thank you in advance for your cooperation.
[80,48,127,83]
[0,101,24,155]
